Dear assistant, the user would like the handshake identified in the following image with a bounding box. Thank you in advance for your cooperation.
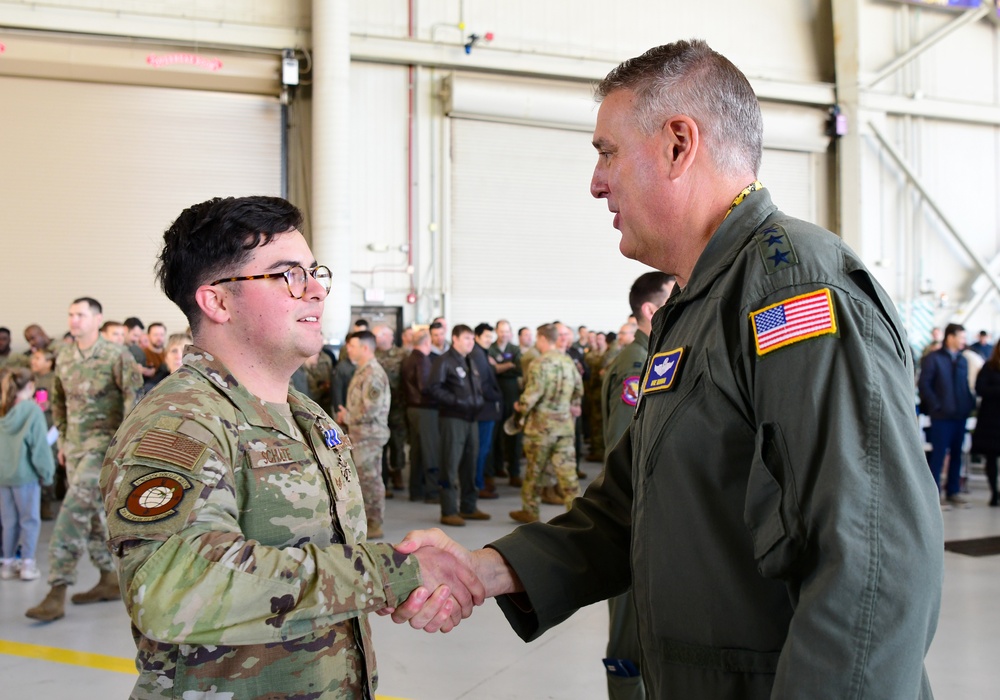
[378,528,521,633]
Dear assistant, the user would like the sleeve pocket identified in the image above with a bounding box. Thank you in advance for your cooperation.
[743,422,806,580]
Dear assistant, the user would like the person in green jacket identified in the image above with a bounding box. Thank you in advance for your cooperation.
[0,367,56,581]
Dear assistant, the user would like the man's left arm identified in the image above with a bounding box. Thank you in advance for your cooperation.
[744,281,942,698]
[114,347,142,414]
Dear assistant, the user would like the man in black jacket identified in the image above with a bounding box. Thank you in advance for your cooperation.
[401,329,440,502]
[428,325,489,526]
[471,323,503,499]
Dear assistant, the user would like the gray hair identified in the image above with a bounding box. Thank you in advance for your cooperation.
[596,39,763,176]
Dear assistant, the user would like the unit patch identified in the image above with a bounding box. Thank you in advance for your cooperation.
[642,348,684,395]
[751,288,837,356]
[134,429,207,471]
[119,471,193,522]
[621,376,641,406]
[756,225,798,275]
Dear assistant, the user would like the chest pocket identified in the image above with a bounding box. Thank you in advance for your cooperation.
[238,439,333,548]
[635,351,706,478]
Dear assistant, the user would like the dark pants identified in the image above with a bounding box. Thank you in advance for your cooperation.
[928,418,967,496]
[494,380,522,477]
[406,407,440,500]
[382,414,407,486]
[439,417,478,517]
[476,420,496,489]
[607,591,646,700]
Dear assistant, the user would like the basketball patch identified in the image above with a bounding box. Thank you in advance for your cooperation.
[119,471,192,523]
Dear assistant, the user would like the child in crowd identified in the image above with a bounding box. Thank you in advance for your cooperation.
[30,347,63,517]
[0,367,56,580]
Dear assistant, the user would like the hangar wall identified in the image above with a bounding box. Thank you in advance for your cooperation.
[0,0,996,349]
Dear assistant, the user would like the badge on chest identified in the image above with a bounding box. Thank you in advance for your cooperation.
[642,347,685,395]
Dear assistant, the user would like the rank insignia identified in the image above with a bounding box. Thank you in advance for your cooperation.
[621,376,641,406]
[756,225,798,275]
[323,428,342,449]
[642,348,684,395]
[750,288,837,356]
[119,471,192,522]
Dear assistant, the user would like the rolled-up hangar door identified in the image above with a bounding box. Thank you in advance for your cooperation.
[444,73,831,333]
[0,33,282,343]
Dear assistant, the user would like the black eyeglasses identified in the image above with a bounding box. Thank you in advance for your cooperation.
[210,265,332,299]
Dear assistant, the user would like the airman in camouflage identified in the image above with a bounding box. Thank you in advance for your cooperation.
[338,331,391,537]
[97,196,481,699]
[0,326,30,371]
[26,297,141,622]
[510,323,583,522]
[302,348,334,409]
[374,324,408,491]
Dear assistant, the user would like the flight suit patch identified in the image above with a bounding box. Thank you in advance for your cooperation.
[642,348,684,395]
[621,376,641,406]
[757,225,798,275]
[750,288,837,356]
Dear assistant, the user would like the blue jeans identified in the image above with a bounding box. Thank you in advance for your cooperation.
[1,482,42,560]
[476,420,496,490]
[928,418,967,497]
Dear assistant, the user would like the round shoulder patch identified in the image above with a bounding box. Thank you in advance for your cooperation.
[120,471,192,522]
[621,376,641,406]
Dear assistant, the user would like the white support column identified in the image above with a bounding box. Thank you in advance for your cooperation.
[831,0,865,258]
[312,0,352,344]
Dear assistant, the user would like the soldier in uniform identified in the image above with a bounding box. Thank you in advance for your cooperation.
[373,323,407,493]
[510,323,583,524]
[337,330,391,538]
[98,196,482,698]
[0,327,30,371]
[599,271,674,700]
[302,348,333,409]
[26,297,141,622]
[393,40,943,700]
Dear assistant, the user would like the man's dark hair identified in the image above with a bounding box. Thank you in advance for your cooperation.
[72,297,103,314]
[123,317,144,331]
[474,322,494,337]
[148,322,166,333]
[452,324,473,339]
[944,323,965,339]
[536,323,558,343]
[0,327,9,335]
[347,330,376,351]
[517,326,528,335]
[606,331,617,343]
[629,271,676,317]
[100,321,122,332]
[353,319,370,330]
[979,330,989,338]
[430,321,444,331]
[156,196,303,334]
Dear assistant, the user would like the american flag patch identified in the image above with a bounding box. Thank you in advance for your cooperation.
[134,429,207,471]
[750,288,837,356]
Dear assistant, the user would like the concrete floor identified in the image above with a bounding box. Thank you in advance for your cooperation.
[1,471,997,699]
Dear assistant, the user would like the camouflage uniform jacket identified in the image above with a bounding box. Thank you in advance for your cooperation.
[519,350,582,438]
[343,358,391,443]
[0,352,30,371]
[374,346,407,422]
[100,347,421,699]
[53,336,141,454]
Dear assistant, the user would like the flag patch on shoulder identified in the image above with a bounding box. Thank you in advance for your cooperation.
[134,429,207,471]
[750,288,837,355]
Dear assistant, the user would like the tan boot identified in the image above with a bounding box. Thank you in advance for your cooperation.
[26,584,67,622]
[71,570,121,605]
[367,519,384,539]
[541,486,563,506]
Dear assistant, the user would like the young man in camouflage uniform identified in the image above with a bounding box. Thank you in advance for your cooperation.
[373,323,408,492]
[26,297,142,622]
[337,330,391,538]
[99,196,483,698]
[510,323,583,523]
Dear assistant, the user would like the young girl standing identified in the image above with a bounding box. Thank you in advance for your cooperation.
[0,367,56,580]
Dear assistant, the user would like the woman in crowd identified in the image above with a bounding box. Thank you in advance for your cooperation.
[163,333,193,374]
[0,367,56,580]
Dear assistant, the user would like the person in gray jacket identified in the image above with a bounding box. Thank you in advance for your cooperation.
[390,39,943,700]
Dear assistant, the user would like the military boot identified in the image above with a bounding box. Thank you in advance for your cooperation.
[26,584,67,622]
[541,486,563,506]
[71,570,121,605]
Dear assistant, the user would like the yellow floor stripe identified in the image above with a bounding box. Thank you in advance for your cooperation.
[0,640,137,674]
[0,640,411,698]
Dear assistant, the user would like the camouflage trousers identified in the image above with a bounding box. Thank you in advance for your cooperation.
[354,437,388,527]
[521,434,579,517]
[48,449,114,586]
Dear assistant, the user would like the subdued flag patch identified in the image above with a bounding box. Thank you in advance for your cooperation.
[134,429,207,471]
[751,288,837,356]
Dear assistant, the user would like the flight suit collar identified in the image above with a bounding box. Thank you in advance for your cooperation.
[634,329,650,353]
[180,345,306,439]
